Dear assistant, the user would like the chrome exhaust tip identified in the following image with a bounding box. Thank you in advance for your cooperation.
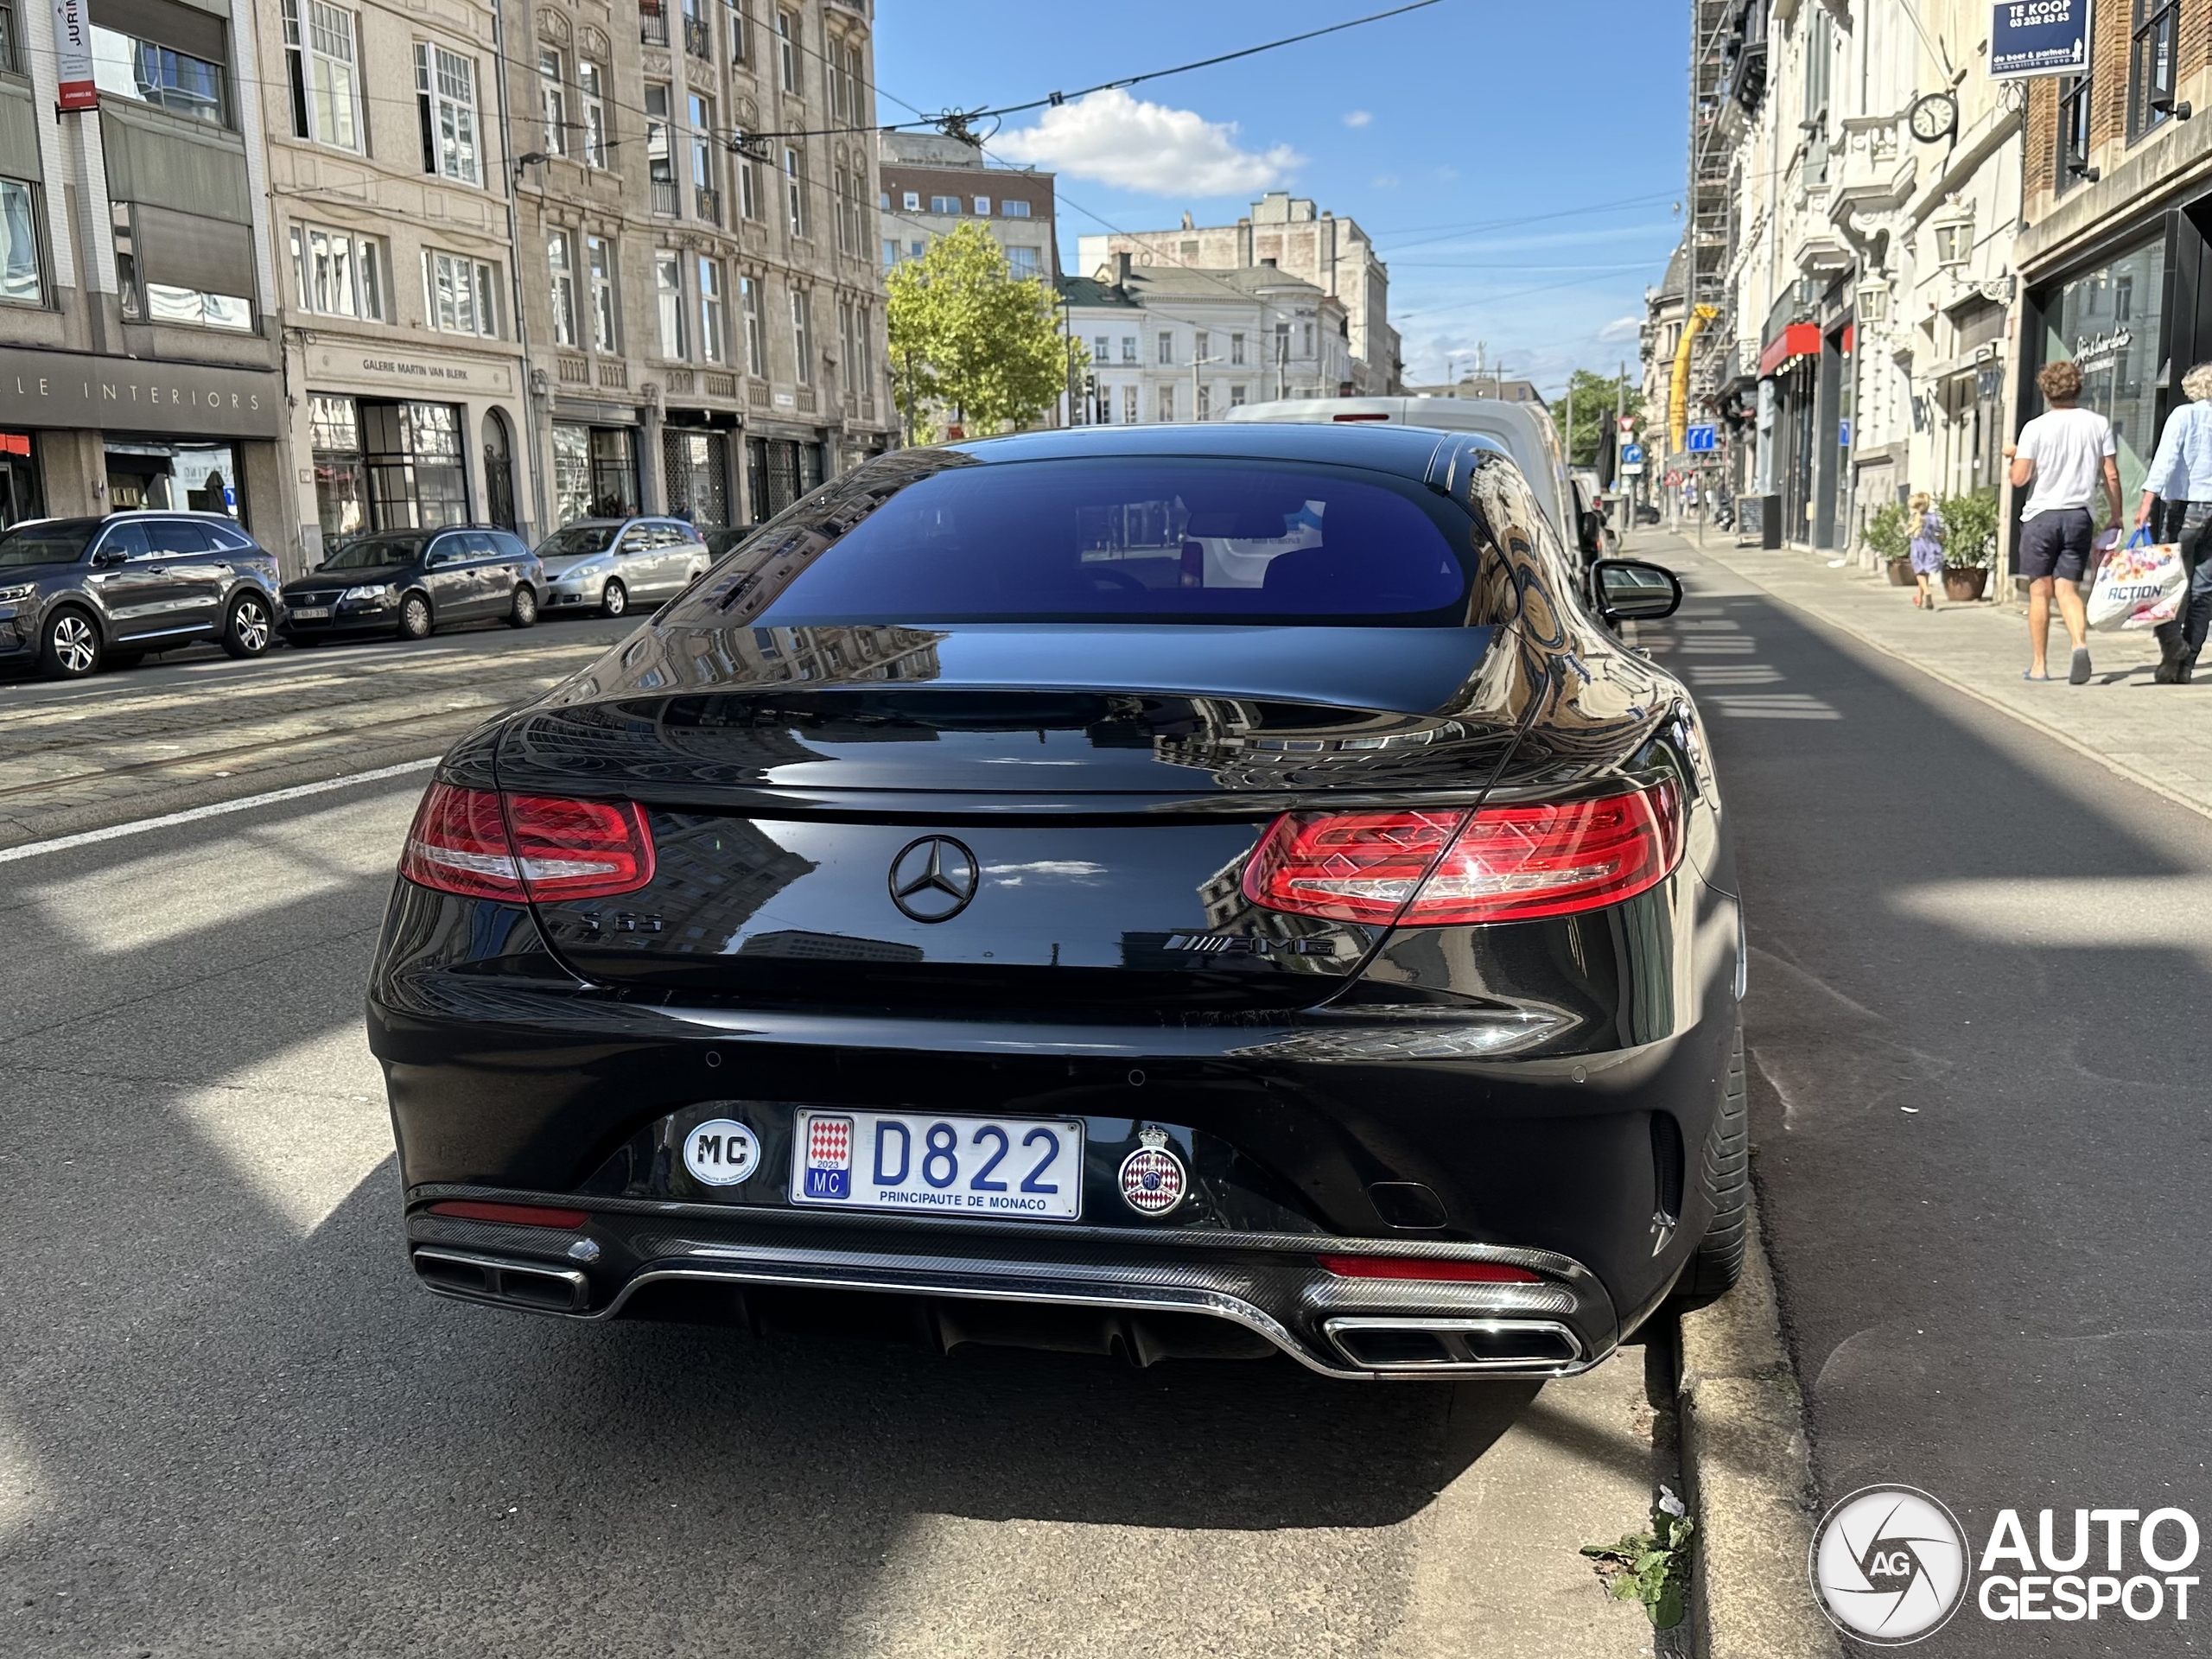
[413,1246,589,1313]
[1322,1316,1584,1374]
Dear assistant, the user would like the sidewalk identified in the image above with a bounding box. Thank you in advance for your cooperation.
[1640,529,2212,824]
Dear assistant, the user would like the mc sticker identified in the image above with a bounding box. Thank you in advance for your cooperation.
[683,1118,760,1186]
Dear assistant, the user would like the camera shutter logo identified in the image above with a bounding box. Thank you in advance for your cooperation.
[1810,1485,1968,1645]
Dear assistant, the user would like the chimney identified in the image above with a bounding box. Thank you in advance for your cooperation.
[1259,257,1278,269]
[1112,251,1133,288]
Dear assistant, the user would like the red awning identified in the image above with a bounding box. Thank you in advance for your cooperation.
[1758,322,1821,377]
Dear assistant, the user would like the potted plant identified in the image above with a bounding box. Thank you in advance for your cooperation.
[1864,499,1916,585]
[1936,489,1999,601]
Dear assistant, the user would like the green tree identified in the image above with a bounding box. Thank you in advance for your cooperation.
[1556,369,1647,472]
[887,222,1081,440]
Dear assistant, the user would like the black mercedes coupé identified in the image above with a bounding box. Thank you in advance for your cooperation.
[367,422,1744,1380]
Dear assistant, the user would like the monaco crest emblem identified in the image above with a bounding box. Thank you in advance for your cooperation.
[1118,1126,1187,1217]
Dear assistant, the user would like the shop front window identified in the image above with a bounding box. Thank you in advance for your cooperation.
[310,393,367,540]
[745,435,821,523]
[2043,234,2167,512]
[554,422,639,523]
[362,399,468,530]
[664,429,728,525]
[0,430,44,529]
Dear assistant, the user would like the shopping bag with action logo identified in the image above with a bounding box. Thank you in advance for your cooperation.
[2088,528,2186,631]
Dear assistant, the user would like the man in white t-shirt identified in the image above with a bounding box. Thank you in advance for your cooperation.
[2005,358,2120,683]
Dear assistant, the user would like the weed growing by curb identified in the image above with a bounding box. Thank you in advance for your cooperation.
[1582,1486,1695,1629]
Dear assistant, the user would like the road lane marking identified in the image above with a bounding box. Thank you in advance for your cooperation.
[0,758,437,865]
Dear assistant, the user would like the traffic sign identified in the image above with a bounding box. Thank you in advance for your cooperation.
[1620,443,1643,467]
[1621,462,1644,475]
[1618,416,1635,434]
[1664,469,1682,487]
[1685,424,1717,453]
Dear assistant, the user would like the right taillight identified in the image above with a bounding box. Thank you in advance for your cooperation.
[1243,780,1681,927]
[399,782,655,903]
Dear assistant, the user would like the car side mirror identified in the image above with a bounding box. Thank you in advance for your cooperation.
[1591,557,1682,623]
[91,548,127,569]
[1577,509,1606,555]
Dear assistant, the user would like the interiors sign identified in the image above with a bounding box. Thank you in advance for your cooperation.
[1989,0,2092,79]
[50,0,97,110]
[0,347,283,438]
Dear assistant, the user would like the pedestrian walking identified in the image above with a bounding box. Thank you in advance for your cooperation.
[2136,360,2212,684]
[2005,359,2120,683]
[1908,491,1943,611]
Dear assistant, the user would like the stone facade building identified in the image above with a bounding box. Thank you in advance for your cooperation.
[1078,191,1399,396]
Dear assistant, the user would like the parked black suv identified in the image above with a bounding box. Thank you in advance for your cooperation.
[279,526,542,645]
[0,512,281,680]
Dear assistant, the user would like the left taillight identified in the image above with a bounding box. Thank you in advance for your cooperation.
[1242,779,1682,927]
[399,782,655,902]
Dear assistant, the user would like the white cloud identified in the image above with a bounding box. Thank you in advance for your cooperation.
[1599,315,1643,341]
[994,88,1300,196]
[1343,110,1373,128]
[1372,173,1402,191]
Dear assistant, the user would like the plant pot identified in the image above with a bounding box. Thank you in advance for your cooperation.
[1885,556,1916,587]
[1942,566,1989,602]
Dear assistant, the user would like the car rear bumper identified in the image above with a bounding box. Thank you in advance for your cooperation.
[403,1193,1618,1379]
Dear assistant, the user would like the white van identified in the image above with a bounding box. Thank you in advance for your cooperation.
[1224,397,1579,550]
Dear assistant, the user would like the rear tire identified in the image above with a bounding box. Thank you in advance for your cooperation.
[1665,1023,1747,1313]
[600,579,627,619]
[39,608,103,679]
[221,591,273,658]
[397,592,434,640]
[506,585,538,628]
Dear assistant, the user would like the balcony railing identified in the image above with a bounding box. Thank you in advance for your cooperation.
[683,16,711,57]
[694,184,721,224]
[651,178,679,216]
[639,3,669,45]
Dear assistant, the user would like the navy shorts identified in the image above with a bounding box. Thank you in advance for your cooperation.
[2018,508,2094,582]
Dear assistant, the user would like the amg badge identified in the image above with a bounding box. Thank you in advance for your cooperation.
[1118,1125,1187,1217]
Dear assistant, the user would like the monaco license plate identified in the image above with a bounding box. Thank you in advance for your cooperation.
[791,1109,1084,1220]
[290,606,331,620]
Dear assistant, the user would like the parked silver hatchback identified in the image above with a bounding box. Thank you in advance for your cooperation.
[533,517,710,618]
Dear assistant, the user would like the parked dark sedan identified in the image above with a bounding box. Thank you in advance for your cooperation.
[281,525,541,644]
[369,423,1742,1380]
[0,511,279,679]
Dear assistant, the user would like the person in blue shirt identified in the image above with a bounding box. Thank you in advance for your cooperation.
[2136,361,2212,683]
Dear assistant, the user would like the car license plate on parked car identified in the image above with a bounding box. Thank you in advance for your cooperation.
[291,607,331,620]
[790,1109,1084,1220]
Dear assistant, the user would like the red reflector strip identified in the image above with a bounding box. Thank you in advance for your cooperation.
[428,1200,590,1230]
[1242,781,1683,927]
[1319,1255,1541,1283]
[398,783,655,903]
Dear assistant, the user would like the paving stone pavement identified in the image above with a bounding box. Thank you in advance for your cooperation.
[1634,527,2212,824]
[0,619,632,849]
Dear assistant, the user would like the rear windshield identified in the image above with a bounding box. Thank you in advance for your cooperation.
[752,459,1477,626]
[0,519,99,567]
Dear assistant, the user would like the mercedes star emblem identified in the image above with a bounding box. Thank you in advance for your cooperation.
[887,836,980,922]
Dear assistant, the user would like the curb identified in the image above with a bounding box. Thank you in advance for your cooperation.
[1676,1191,1842,1659]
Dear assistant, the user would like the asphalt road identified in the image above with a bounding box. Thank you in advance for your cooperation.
[0,687,1673,1656]
[1643,537,2212,1656]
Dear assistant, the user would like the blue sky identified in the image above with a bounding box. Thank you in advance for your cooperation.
[873,0,1688,396]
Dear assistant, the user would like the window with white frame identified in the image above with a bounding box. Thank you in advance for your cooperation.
[656,251,686,357]
[283,0,362,151]
[0,179,48,308]
[1230,331,1245,365]
[1007,246,1038,279]
[853,300,874,390]
[1092,335,1108,364]
[881,238,898,267]
[930,194,958,214]
[538,49,568,157]
[784,146,808,238]
[588,234,618,352]
[1158,383,1174,421]
[741,276,765,374]
[1157,331,1173,365]
[1000,198,1030,218]
[726,0,749,63]
[1122,385,1137,424]
[1121,336,1136,364]
[690,92,718,218]
[1302,321,1315,357]
[1193,329,1208,363]
[289,223,383,320]
[739,154,761,220]
[423,249,497,334]
[415,43,480,184]
[579,61,607,167]
[1932,221,1971,266]
[791,288,813,384]
[1197,385,1211,422]
[547,230,577,346]
[972,195,989,215]
[1230,384,1246,408]
[829,34,864,124]
[698,257,726,361]
[902,190,918,211]
[776,10,799,92]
